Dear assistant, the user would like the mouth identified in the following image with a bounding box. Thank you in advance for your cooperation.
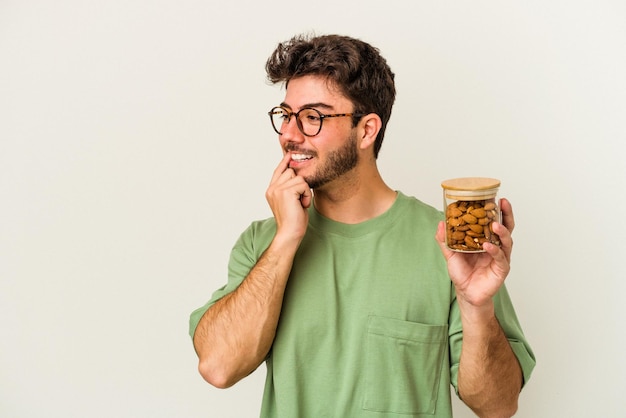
[290,153,314,163]
[286,147,316,167]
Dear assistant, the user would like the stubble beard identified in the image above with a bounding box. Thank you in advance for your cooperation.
[302,131,359,190]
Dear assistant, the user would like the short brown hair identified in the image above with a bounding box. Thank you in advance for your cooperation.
[265,34,396,158]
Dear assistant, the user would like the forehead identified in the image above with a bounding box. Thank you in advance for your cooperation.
[283,75,351,110]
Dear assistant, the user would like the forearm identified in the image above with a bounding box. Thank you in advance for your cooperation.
[193,240,296,388]
[457,301,523,418]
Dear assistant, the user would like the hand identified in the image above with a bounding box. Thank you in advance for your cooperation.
[435,198,515,310]
[265,153,312,245]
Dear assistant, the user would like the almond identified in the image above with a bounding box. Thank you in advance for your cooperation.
[470,208,486,218]
[462,213,478,224]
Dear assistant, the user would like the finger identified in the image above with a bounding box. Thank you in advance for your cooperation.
[434,221,454,261]
[490,220,513,263]
[499,198,515,233]
[300,187,313,208]
[286,176,312,201]
[270,153,293,184]
[483,240,511,279]
[272,175,310,202]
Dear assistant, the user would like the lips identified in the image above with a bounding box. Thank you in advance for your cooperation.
[291,153,314,162]
[289,152,314,169]
[285,144,316,166]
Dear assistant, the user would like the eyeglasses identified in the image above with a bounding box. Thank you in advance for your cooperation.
[268,106,364,137]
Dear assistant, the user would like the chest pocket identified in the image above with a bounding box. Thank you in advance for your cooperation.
[363,315,448,415]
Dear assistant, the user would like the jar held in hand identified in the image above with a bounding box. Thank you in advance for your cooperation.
[441,177,501,252]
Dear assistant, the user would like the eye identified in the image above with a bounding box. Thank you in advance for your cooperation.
[301,109,321,123]
[272,109,289,120]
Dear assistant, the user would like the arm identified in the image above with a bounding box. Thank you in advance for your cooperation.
[193,154,312,388]
[436,198,522,417]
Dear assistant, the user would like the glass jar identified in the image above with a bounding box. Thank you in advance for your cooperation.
[441,177,501,252]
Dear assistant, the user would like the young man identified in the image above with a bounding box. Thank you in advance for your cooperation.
[190,34,535,417]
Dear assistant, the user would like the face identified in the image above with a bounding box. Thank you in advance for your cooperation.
[278,76,359,190]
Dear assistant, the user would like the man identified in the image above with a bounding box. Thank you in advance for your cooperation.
[190,34,535,417]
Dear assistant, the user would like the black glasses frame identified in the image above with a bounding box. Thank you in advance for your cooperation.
[268,106,364,137]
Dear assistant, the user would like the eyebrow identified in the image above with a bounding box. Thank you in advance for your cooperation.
[280,102,335,111]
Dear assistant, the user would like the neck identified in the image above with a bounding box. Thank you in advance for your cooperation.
[313,165,396,224]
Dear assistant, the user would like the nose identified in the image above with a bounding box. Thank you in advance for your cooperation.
[280,116,304,143]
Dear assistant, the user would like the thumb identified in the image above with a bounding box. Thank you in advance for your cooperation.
[300,188,313,208]
[435,221,454,260]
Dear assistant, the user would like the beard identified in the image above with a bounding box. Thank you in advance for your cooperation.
[301,131,359,190]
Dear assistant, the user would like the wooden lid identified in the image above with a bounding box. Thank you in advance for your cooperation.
[441,177,500,200]
[441,177,500,191]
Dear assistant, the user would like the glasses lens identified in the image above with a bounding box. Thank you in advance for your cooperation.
[297,108,322,136]
[270,107,289,135]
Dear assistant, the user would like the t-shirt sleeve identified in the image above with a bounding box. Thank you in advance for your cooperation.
[188,220,276,340]
[448,284,536,395]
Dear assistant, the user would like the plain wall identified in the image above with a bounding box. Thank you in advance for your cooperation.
[1,1,624,417]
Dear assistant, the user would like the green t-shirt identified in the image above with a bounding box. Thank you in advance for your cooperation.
[189,192,535,417]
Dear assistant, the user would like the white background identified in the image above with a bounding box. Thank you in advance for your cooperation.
[1,1,625,417]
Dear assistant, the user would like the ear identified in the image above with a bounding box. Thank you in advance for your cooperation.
[358,113,382,151]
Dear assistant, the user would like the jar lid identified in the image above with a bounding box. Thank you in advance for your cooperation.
[441,177,500,200]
